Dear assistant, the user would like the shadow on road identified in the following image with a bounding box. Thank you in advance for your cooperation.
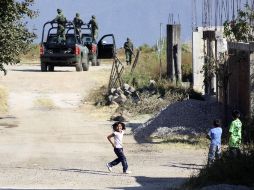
[162,162,205,170]
[11,69,74,72]
[53,168,122,177]
[109,176,187,190]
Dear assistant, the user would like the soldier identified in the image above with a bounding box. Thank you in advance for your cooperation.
[123,38,134,65]
[52,9,67,43]
[88,15,99,41]
[73,13,84,37]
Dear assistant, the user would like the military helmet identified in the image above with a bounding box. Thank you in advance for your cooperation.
[76,13,80,17]
[57,9,62,13]
[127,37,130,41]
[92,15,96,19]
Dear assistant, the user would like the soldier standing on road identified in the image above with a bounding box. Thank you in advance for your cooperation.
[52,9,67,43]
[73,13,84,37]
[123,38,134,65]
[88,15,98,42]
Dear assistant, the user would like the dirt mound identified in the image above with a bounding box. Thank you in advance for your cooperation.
[133,98,223,142]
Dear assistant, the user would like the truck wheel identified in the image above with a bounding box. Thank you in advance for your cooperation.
[48,65,54,72]
[41,62,47,72]
[82,56,89,71]
[91,54,97,66]
[96,59,101,66]
[76,61,83,72]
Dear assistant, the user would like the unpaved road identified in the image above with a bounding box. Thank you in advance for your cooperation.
[0,64,206,190]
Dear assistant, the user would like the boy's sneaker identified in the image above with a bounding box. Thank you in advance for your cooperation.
[106,163,112,172]
[123,170,132,174]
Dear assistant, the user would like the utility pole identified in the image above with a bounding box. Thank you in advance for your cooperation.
[159,23,163,80]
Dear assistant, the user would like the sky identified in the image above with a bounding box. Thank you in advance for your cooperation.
[28,0,194,48]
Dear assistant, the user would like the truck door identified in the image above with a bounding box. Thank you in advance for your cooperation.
[97,34,116,59]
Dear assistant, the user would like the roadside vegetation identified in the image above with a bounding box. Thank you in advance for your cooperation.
[0,0,37,74]
[20,44,40,63]
[0,86,8,114]
[185,146,254,189]
[87,42,201,118]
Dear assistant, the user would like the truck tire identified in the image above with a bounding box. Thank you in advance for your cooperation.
[96,59,101,66]
[76,59,83,72]
[82,56,89,71]
[91,54,97,66]
[48,65,54,72]
[41,62,47,72]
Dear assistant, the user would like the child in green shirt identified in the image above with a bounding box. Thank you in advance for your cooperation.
[229,110,242,157]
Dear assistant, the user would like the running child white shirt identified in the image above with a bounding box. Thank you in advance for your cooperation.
[113,131,124,148]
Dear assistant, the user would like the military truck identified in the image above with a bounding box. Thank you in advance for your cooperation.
[40,21,116,72]
[40,21,90,72]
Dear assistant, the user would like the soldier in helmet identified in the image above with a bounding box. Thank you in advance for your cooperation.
[123,38,134,65]
[88,15,99,42]
[52,9,67,43]
[73,13,84,37]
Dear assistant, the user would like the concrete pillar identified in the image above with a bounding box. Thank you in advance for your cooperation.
[192,28,205,93]
[166,24,182,83]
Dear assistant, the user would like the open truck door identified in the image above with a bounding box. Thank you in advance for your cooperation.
[97,34,116,59]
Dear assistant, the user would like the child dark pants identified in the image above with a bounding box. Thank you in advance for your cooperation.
[109,148,128,172]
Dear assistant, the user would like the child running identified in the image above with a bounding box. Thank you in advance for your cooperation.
[207,119,223,166]
[106,122,131,174]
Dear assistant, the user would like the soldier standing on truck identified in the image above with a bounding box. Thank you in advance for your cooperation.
[73,13,84,37]
[123,38,134,65]
[88,15,98,42]
[52,9,67,43]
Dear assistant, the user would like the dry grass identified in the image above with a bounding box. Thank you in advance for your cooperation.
[0,85,8,114]
[33,98,55,109]
[20,44,40,64]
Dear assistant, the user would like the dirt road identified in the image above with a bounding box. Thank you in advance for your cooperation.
[0,64,206,190]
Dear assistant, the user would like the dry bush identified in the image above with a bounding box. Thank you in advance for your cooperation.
[0,85,8,113]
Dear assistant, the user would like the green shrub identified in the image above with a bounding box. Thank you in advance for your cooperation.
[185,147,254,189]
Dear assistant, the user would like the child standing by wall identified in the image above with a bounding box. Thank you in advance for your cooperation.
[106,122,131,174]
[229,110,242,158]
[207,119,223,166]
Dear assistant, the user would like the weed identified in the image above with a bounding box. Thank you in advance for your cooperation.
[20,44,40,63]
[184,147,254,189]
[0,85,8,113]
[85,85,108,106]
[33,98,55,109]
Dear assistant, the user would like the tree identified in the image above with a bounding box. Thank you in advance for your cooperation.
[223,4,254,42]
[0,0,37,74]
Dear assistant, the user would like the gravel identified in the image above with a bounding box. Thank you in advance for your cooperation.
[133,97,223,141]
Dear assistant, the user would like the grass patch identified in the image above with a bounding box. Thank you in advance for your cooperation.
[84,85,108,106]
[20,44,39,63]
[184,146,254,189]
[33,98,55,109]
[155,135,209,148]
[0,85,8,113]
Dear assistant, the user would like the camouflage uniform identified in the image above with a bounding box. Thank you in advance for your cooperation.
[52,9,67,43]
[73,13,84,37]
[123,38,134,65]
[88,15,98,41]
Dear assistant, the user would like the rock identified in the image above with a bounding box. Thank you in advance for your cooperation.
[113,94,127,104]
[110,88,116,94]
[123,83,130,91]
